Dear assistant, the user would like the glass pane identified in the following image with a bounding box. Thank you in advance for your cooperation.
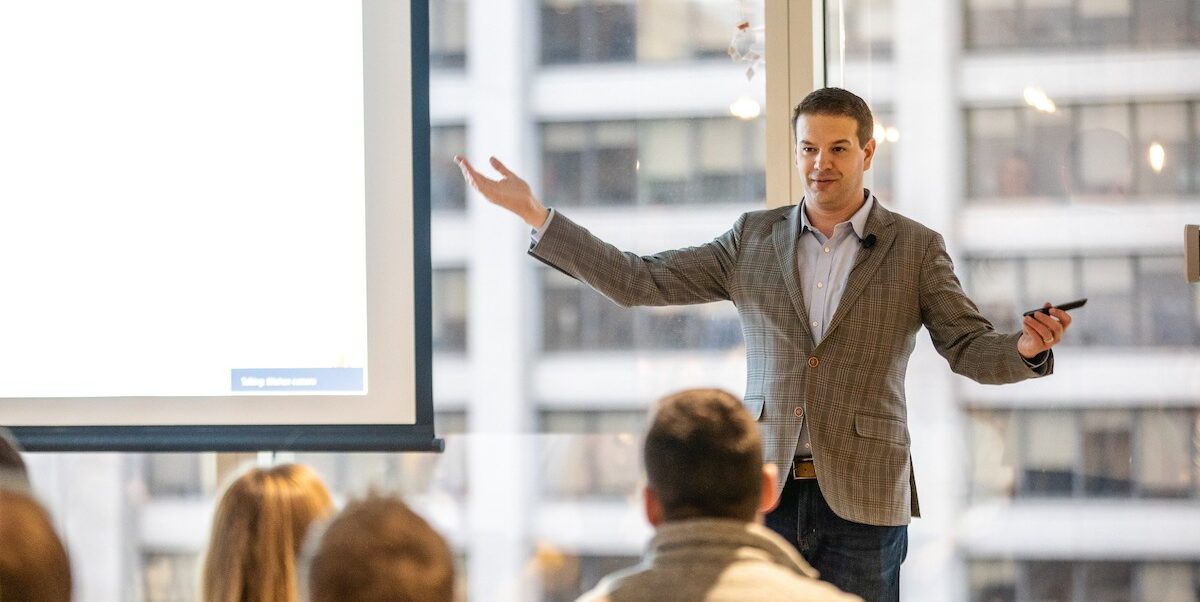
[431,126,468,211]
[1134,103,1190,196]
[968,410,1019,499]
[1138,563,1198,602]
[1074,105,1134,196]
[969,559,1016,602]
[1137,410,1194,497]
[1026,561,1074,602]
[1080,561,1133,602]
[1139,256,1200,346]
[1022,411,1078,496]
[1081,410,1133,496]
[1077,257,1135,346]
[968,258,1022,333]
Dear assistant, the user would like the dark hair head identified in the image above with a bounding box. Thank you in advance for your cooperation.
[792,87,874,149]
[307,494,455,602]
[643,388,763,522]
[0,490,72,602]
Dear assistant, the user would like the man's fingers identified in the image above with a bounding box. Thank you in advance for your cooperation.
[1051,308,1073,330]
[1023,315,1052,343]
[1033,310,1065,338]
[489,156,514,177]
[456,156,495,191]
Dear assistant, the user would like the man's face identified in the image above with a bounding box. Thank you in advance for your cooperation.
[794,113,876,212]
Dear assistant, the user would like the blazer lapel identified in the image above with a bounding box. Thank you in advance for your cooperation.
[772,203,815,346]
[820,199,896,345]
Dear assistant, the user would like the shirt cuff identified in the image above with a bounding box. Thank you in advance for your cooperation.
[530,208,556,244]
[1022,349,1050,370]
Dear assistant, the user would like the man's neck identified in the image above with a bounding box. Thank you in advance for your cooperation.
[805,191,866,239]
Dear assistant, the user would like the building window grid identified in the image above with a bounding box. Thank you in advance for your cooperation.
[964,0,1200,51]
[539,0,733,65]
[973,407,1198,501]
[539,118,765,208]
[973,559,1200,602]
[966,99,1200,202]
[967,254,1200,347]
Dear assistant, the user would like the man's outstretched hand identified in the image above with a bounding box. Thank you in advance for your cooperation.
[455,155,550,229]
[1017,303,1073,359]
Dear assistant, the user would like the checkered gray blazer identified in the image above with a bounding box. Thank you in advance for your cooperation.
[530,199,1050,527]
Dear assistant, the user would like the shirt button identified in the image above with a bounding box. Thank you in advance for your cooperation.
[794,407,804,418]
[807,356,819,368]
[816,282,824,289]
[823,247,831,253]
[811,320,818,328]
[805,442,812,449]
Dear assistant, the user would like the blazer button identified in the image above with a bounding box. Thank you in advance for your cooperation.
[807,356,819,368]
[793,407,804,418]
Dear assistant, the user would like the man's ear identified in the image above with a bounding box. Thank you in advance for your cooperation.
[757,463,781,514]
[863,136,877,171]
[643,485,664,527]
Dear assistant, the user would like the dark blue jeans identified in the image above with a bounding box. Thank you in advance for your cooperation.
[764,476,908,602]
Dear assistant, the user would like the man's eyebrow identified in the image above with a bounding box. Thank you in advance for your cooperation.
[799,139,853,146]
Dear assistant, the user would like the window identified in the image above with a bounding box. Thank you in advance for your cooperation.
[432,268,468,353]
[431,126,468,211]
[429,0,468,69]
[539,410,645,498]
[296,411,469,498]
[967,254,1200,347]
[966,100,1200,202]
[970,560,1198,602]
[541,118,766,207]
[1021,410,1078,496]
[541,0,736,65]
[541,269,743,352]
[968,408,1200,500]
[964,0,1200,50]
[540,0,635,64]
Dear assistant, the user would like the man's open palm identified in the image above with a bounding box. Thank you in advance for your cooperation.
[455,155,548,228]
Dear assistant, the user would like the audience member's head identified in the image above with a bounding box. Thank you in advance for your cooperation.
[0,427,30,492]
[201,463,334,602]
[0,489,72,602]
[643,388,775,525]
[306,494,455,602]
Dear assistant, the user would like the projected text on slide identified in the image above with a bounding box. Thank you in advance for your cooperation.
[0,0,368,398]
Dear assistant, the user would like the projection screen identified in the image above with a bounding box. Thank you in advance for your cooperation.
[0,0,438,451]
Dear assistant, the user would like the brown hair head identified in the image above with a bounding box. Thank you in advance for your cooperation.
[643,388,763,522]
[201,463,333,602]
[792,87,875,149]
[0,490,72,602]
[307,494,455,602]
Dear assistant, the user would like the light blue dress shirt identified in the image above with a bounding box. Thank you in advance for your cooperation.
[793,194,875,457]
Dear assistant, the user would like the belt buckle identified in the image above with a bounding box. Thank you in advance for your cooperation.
[792,458,817,480]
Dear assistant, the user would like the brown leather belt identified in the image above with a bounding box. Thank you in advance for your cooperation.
[792,457,817,480]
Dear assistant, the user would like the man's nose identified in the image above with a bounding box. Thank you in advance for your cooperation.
[815,151,834,169]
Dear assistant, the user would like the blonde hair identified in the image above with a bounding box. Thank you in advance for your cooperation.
[201,464,333,602]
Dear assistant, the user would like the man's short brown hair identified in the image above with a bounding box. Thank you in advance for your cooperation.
[307,494,454,602]
[0,490,72,602]
[643,388,763,522]
[792,87,875,148]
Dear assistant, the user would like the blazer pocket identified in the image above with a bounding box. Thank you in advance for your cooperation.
[744,396,765,420]
[854,413,909,446]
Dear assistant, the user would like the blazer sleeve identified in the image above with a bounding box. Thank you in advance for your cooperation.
[528,210,743,307]
[918,232,1052,384]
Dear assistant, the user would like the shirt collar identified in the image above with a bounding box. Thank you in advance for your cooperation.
[800,190,874,240]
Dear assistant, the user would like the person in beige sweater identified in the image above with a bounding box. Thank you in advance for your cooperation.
[577,388,860,602]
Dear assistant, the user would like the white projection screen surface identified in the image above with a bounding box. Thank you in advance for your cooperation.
[0,0,438,451]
